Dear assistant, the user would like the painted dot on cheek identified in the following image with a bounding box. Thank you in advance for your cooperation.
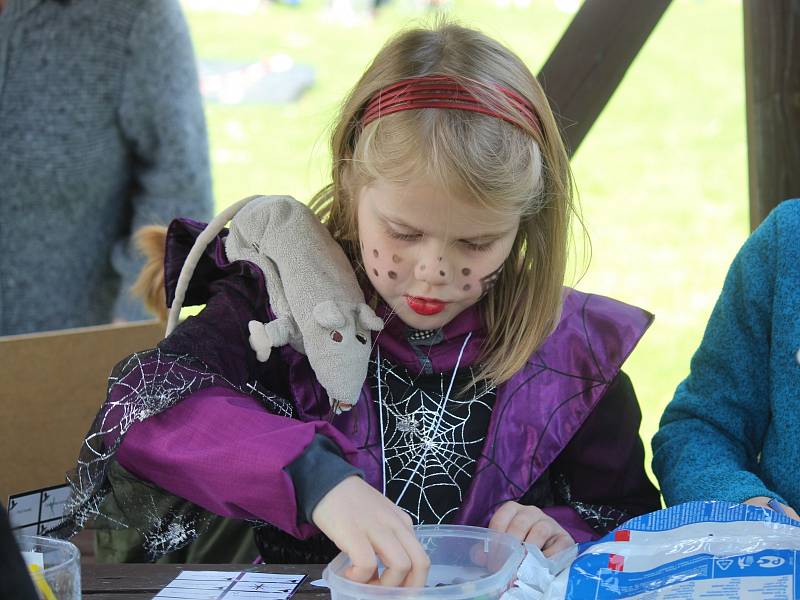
[372,269,379,277]
[392,254,401,263]
[373,249,379,258]
[462,268,471,276]
[388,271,397,279]
[463,284,471,291]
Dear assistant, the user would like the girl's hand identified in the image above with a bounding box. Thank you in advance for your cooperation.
[744,496,800,520]
[488,501,575,557]
[311,476,430,587]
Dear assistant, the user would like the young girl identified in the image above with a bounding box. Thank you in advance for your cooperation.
[61,22,659,585]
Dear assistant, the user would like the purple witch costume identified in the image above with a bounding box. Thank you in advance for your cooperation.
[57,218,659,561]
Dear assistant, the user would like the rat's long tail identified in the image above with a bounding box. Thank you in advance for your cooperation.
[166,196,261,336]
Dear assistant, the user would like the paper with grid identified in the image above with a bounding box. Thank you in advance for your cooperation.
[154,571,304,599]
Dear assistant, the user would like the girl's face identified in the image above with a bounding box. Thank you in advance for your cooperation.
[357,178,520,330]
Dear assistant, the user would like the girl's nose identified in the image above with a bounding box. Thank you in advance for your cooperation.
[415,245,454,285]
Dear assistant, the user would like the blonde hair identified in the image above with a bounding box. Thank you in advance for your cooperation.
[309,22,577,387]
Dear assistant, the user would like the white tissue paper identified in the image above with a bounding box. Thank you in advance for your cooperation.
[501,501,800,600]
[500,543,577,600]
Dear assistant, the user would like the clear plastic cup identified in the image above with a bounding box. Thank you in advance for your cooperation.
[15,534,81,600]
[323,524,526,600]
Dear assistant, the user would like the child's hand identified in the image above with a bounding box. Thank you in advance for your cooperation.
[311,476,430,587]
[488,501,575,557]
[744,496,800,520]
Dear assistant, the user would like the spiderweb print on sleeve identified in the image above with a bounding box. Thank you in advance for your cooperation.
[374,353,496,525]
[552,472,631,534]
[49,348,295,559]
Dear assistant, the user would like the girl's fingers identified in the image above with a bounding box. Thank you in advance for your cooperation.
[542,532,575,557]
[470,540,489,567]
[484,503,522,569]
[398,510,414,529]
[786,506,800,521]
[368,529,413,587]
[394,526,431,587]
[507,509,540,541]
[343,533,379,583]
[744,496,771,507]
[488,501,519,533]
[524,519,559,550]
[746,496,800,521]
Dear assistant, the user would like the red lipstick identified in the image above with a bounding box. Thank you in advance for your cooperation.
[406,296,447,316]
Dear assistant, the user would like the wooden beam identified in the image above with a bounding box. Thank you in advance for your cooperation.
[538,0,672,157]
[743,0,800,229]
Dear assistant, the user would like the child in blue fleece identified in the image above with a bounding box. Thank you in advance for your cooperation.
[652,199,800,519]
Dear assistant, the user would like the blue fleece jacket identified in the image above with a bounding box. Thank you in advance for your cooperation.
[652,199,800,509]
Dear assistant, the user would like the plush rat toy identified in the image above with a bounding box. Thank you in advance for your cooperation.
[166,195,384,413]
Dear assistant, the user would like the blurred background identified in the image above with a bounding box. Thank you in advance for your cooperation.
[183,0,748,474]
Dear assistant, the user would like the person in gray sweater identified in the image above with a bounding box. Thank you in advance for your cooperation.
[0,0,213,335]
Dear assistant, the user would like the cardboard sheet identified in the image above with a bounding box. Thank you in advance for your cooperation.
[0,320,163,501]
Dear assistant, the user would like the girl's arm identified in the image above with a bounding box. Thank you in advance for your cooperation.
[543,371,661,541]
[106,271,359,538]
[115,385,360,538]
[652,211,777,506]
[112,265,429,579]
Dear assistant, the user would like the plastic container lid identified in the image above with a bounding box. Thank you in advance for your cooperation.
[322,524,526,600]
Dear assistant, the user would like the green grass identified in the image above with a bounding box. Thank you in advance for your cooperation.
[185,0,749,484]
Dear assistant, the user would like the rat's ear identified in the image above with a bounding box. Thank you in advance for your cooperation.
[357,304,384,331]
[312,300,346,329]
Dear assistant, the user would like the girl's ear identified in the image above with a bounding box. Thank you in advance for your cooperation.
[313,301,346,329]
[357,304,384,331]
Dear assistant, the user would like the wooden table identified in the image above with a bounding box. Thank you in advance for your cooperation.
[82,564,330,599]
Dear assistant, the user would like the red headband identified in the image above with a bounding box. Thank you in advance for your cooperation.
[361,75,540,134]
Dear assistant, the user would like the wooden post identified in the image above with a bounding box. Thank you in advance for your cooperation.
[744,0,800,229]
[537,0,672,157]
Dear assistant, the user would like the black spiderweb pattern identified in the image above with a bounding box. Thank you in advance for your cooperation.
[50,348,294,559]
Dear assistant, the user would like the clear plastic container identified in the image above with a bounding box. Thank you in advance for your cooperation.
[323,524,526,600]
[15,534,81,600]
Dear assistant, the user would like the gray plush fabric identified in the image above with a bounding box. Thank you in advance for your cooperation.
[166,195,384,409]
[0,0,213,335]
[223,196,385,408]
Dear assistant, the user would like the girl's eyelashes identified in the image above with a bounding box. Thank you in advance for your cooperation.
[386,228,422,242]
[460,239,494,252]
[384,225,494,251]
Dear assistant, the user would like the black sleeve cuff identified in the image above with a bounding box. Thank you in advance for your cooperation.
[285,433,364,523]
